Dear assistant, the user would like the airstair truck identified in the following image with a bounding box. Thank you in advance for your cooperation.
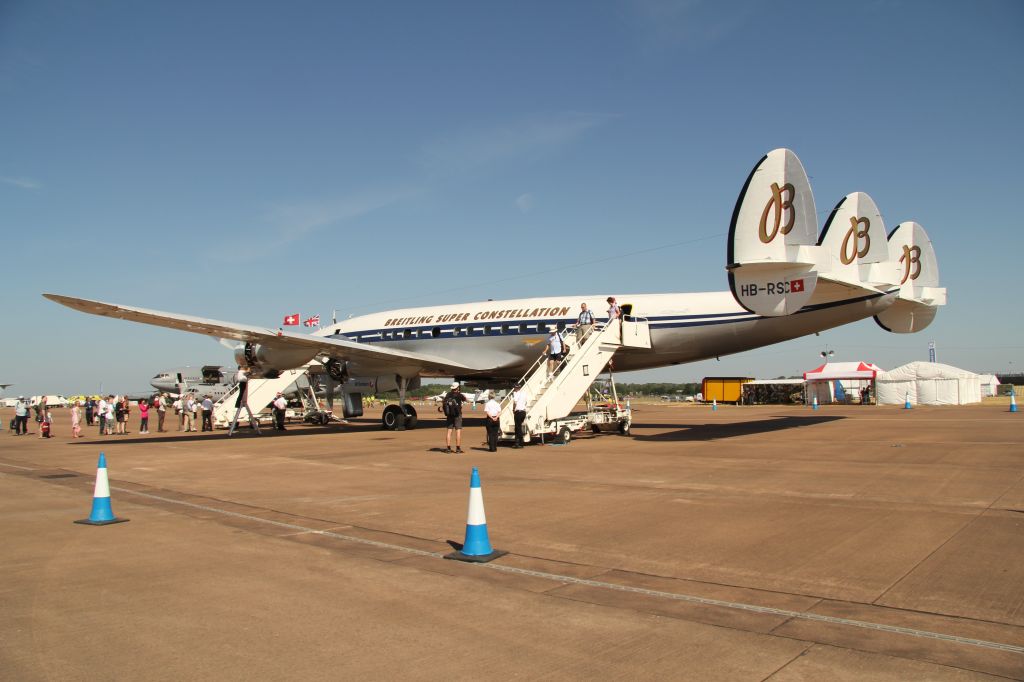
[497,317,651,444]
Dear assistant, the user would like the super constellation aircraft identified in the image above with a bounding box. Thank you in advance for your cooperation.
[45,149,946,430]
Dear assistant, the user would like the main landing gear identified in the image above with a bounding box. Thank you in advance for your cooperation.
[382,404,417,430]
[382,375,417,430]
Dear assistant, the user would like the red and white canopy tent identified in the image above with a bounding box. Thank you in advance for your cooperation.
[802,362,884,404]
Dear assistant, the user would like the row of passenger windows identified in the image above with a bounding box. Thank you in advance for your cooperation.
[358,322,567,342]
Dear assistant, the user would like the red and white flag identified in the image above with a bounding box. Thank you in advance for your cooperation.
[303,315,320,328]
[283,313,300,326]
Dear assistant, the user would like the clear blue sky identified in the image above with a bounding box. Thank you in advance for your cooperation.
[2,1,1022,396]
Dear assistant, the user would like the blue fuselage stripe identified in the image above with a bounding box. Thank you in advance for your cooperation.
[328,292,891,344]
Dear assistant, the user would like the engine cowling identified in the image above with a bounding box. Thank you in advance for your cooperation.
[234,342,319,376]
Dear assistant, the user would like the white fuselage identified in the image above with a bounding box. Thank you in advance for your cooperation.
[319,287,896,382]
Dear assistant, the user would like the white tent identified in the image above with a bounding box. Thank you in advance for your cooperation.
[977,374,1001,397]
[875,362,981,406]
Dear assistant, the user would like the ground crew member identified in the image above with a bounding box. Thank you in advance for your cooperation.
[512,383,528,449]
[201,395,213,431]
[272,391,287,430]
[483,391,501,452]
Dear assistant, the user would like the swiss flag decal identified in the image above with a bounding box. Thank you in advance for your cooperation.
[790,279,804,293]
[283,314,300,326]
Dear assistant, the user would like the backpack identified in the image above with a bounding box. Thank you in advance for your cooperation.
[442,393,460,418]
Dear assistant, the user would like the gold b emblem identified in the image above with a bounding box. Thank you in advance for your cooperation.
[759,182,796,244]
[840,217,871,265]
[899,244,922,284]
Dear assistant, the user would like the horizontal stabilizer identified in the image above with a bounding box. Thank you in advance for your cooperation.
[728,148,819,316]
[874,298,938,333]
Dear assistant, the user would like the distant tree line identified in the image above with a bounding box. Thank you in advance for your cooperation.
[613,383,701,396]
[378,382,704,398]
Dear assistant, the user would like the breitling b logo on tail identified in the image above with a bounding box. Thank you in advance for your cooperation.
[899,244,922,284]
[840,216,872,265]
[759,182,796,244]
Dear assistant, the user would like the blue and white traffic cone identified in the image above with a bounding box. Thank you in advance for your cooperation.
[904,392,912,410]
[812,395,819,411]
[712,399,717,412]
[75,453,129,526]
[445,467,506,563]
[1010,392,1018,413]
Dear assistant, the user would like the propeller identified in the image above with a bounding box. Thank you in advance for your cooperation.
[217,337,243,352]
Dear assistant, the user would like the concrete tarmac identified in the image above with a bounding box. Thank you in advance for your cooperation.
[1,402,1022,680]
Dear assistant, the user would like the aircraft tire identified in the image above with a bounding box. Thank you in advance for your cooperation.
[402,404,418,429]
[382,405,402,430]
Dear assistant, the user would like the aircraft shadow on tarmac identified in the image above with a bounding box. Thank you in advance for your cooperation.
[68,417,482,446]
[631,415,845,442]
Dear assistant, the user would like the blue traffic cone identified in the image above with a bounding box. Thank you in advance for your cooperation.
[712,399,717,411]
[75,453,129,526]
[1010,392,1018,413]
[445,467,506,563]
[812,395,819,411]
[904,392,912,410]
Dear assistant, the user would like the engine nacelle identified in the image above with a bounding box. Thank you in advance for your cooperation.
[234,342,319,376]
[338,375,421,394]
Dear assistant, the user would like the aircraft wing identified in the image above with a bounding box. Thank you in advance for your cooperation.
[43,293,480,375]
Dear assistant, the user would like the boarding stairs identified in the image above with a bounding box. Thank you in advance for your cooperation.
[212,368,318,428]
[498,317,651,441]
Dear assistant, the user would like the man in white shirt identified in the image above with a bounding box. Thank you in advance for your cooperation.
[201,395,214,431]
[103,397,115,435]
[14,397,29,435]
[172,397,184,431]
[97,396,108,435]
[183,395,195,432]
[546,328,563,376]
[511,383,528,449]
[483,391,501,452]
[272,391,287,431]
[156,393,167,432]
[576,302,595,344]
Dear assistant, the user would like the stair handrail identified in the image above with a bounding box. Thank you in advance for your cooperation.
[498,320,609,413]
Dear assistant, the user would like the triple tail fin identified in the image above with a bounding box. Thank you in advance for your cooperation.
[726,148,946,331]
